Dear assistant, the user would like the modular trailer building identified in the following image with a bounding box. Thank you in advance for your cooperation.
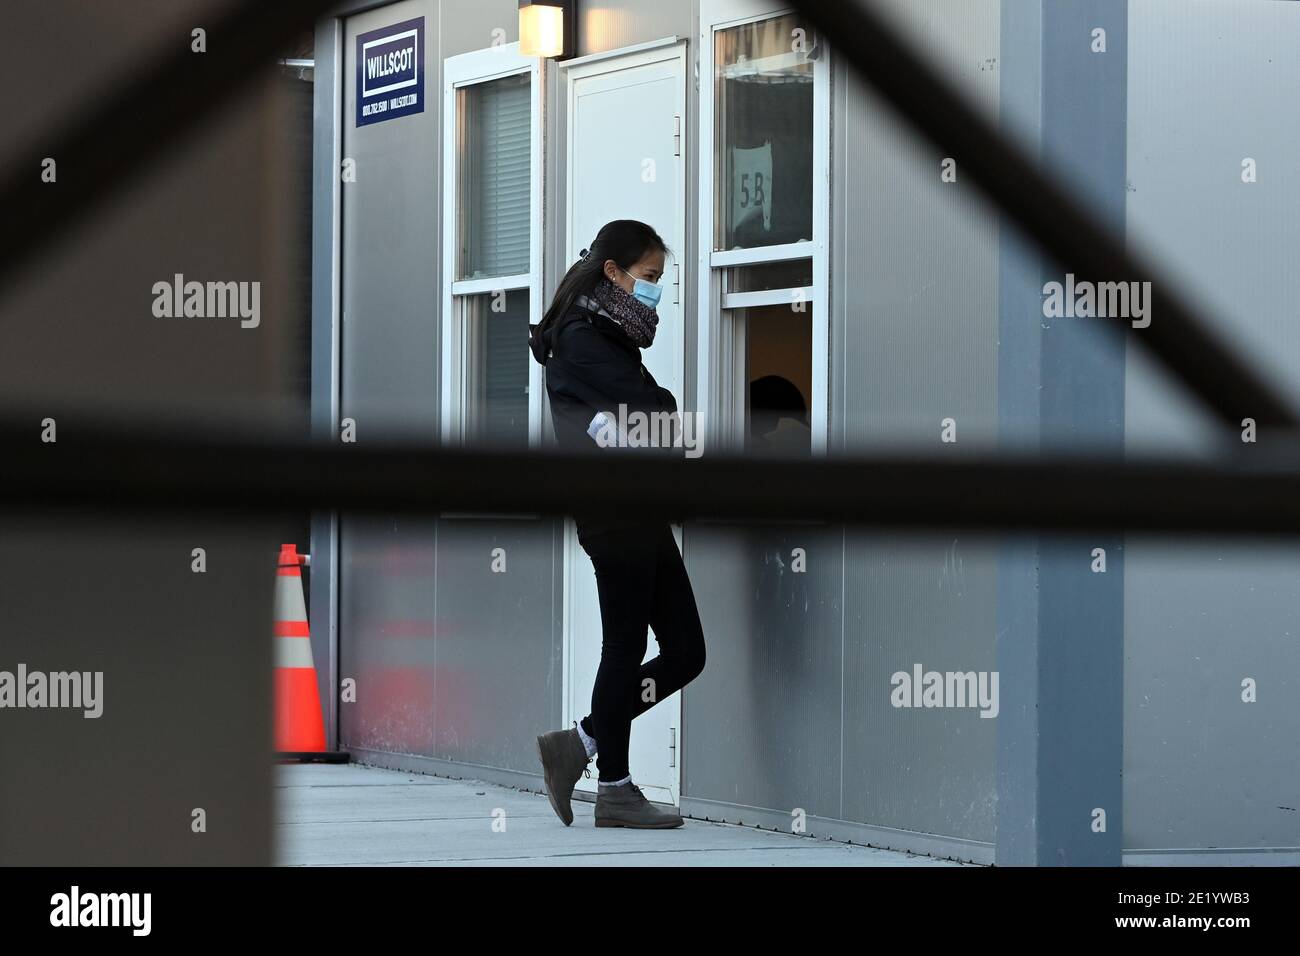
[307,0,1300,865]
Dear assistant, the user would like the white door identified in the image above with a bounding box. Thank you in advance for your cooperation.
[562,41,686,805]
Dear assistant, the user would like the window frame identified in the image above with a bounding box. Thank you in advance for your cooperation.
[697,0,830,455]
[441,43,544,448]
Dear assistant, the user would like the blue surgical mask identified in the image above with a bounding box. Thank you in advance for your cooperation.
[621,266,663,310]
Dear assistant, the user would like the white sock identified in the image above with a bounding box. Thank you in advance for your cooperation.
[598,774,632,788]
[574,720,598,758]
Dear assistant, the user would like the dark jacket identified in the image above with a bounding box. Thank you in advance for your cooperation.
[529,297,680,540]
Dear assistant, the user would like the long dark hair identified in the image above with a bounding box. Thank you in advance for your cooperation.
[539,219,668,339]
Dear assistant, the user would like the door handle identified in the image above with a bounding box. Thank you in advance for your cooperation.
[673,262,680,306]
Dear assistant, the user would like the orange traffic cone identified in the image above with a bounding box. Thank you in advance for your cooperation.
[273,544,345,762]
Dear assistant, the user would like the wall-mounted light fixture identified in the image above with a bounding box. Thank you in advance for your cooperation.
[519,0,575,60]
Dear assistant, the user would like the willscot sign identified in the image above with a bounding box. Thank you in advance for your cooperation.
[355,17,425,128]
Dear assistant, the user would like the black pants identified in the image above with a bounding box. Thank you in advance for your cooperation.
[578,522,706,782]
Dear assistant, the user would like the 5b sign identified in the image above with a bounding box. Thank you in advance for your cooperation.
[356,17,425,127]
[731,143,773,233]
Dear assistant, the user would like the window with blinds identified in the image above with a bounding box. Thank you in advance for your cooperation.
[456,72,532,280]
[466,290,530,447]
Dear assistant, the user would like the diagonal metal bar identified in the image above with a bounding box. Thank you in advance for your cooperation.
[0,0,341,298]
[785,0,1295,430]
[3,417,1300,536]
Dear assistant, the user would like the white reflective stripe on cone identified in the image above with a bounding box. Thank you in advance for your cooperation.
[274,574,308,622]
[274,635,316,669]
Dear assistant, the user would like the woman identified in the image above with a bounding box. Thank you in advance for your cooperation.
[529,219,706,829]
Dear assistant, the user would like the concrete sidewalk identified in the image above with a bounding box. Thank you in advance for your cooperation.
[275,763,968,867]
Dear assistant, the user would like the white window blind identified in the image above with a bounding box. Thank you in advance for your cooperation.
[458,73,531,279]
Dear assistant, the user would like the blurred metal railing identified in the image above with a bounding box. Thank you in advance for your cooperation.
[4,411,1300,535]
[0,0,1294,528]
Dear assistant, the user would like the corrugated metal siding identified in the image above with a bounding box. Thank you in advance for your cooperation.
[1123,0,1300,850]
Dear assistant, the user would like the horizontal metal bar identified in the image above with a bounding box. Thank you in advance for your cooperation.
[2,416,1299,537]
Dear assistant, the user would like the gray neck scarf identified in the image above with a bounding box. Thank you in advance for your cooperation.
[586,278,659,349]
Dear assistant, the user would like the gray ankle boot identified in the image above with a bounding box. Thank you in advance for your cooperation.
[536,723,592,826]
[594,781,684,829]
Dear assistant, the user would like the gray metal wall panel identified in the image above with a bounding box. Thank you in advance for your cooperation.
[837,0,1001,453]
[430,520,561,768]
[340,517,441,755]
[338,515,561,767]
[682,525,844,818]
[842,535,998,841]
[341,0,441,439]
[337,0,442,766]
[1124,542,1300,849]
[439,0,520,58]
[1125,0,1300,455]
[991,0,1043,864]
[1123,0,1300,851]
[842,0,1001,844]
[578,0,694,56]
